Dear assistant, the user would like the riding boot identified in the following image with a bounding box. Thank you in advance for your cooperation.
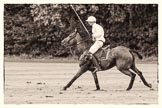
[91,55,102,71]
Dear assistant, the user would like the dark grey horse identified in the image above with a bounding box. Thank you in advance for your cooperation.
[61,30,152,91]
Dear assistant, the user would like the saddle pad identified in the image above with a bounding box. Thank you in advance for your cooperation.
[100,48,110,60]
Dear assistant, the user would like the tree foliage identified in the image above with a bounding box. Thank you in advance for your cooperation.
[4,4,158,57]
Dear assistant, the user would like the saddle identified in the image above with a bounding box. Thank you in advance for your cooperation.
[79,45,111,67]
[94,45,111,62]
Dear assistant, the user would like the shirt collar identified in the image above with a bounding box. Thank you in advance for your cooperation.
[92,23,96,27]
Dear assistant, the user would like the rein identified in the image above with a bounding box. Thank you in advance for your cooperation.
[66,33,91,48]
[75,37,90,46]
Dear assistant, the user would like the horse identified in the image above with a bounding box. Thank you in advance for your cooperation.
[61,29,152,91]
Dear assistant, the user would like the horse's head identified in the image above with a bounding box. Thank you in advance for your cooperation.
[61,29,78,47]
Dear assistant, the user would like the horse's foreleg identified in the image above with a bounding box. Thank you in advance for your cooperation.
[91,71,100,90]
[63,66,87,90]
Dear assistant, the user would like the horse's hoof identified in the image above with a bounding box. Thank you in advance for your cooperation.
[94,88,100,91]
[150,88,155,91]
[148,83,152,88]
[126,88,131,91]
[62,87,67,91]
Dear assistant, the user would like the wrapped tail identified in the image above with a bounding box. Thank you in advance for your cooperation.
[130,50,143,59]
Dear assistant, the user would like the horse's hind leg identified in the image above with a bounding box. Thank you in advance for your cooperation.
[119,69,136,90]
[131,65,152,88]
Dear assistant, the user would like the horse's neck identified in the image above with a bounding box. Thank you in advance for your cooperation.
[75,34,91,55]
[77,41,89,53]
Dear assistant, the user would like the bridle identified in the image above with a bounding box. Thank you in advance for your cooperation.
[66,31,91,48]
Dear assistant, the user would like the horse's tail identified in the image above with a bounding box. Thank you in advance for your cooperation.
[130,50,143,60]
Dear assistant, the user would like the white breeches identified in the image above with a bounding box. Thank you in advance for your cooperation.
[89,41,104,54]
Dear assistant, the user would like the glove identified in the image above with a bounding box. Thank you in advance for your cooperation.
[85,53,93,60]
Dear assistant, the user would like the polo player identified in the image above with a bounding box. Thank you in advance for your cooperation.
[86,16,106,71]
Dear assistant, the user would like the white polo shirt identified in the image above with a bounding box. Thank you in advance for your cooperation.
[92,23,105,42]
